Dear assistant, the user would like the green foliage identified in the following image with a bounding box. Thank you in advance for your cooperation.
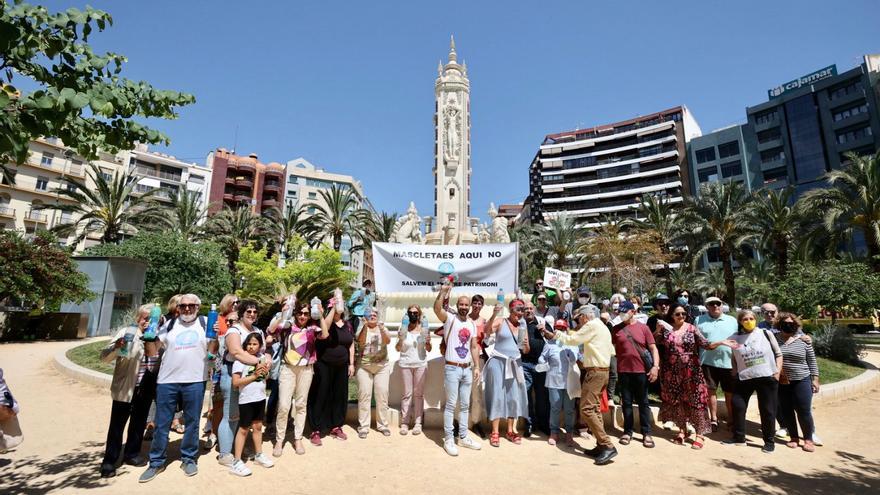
[85,231,232,304]
[204,205,272,278]
[765,261,880,319]
[810,324,866,365]
[301,184,371,251]
[235,236,354,305]
[0,2,195,184]
[0,229,92,308]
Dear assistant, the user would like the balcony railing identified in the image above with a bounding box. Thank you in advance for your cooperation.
[25,210,48,222]
[0,206,14,218]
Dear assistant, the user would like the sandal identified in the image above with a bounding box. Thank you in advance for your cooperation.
[691,436,705,450]
[673,432,687,445]
[643,436,655,448]
[619,434,632,445]
[710,421,719,433]
[490,432,500,447]
[505,431,522,444]
[786,440,798,449]
[172,423,186,434]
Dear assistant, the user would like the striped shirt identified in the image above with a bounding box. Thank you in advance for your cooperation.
[777,336,819,381]
[137,355,160,386]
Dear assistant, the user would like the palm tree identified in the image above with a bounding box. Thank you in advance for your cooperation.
[205,206,271,277]
[371,211,398,243]
[148,188,207,241]
[626,193,688,295]
[36,163,156,245]
[683,181,755,307]
[695,265,727,299]
[263,202,309,260]
[528,214,583,270]
[302,184,371,251]
[509,223,544,288]
[745,186,803,278]
[801,151,880,272]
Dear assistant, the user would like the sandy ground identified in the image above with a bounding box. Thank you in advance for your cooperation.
[0,340,878,495]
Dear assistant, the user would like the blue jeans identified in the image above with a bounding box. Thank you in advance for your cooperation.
[522,362,550,434]
[218,362,240,456]
[779,377,814,442]
[548,388,575,434]
[149,381,206,468]
[443,364,473,440]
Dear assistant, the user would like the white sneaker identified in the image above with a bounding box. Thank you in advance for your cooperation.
[229,459,252,477]
[253,453,274,468]
[812,433,823,446]
[458,435,482,450]
[662,421,676,431]
[775,428,789,440]
[217,453,234,467]
[443,437,459,456]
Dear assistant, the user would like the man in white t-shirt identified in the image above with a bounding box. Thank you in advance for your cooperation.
[434,282,482,456]
[140,294,209,483]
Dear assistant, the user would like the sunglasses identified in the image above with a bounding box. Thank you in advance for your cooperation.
[232,300,240,305]
[672,312,687,316]
[706,302,721,307]
[178,303,198,310]
[244,309,258,315]
[763,310,776,315]
[298,311,310,316]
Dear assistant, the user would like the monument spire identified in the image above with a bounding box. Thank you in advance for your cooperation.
[448,35,457,63]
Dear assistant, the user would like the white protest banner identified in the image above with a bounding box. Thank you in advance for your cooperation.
[543,267,572,291]
[372,242,519,294]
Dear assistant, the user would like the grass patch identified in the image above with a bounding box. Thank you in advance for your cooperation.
[66,339,114,375]
[817,357,863,384]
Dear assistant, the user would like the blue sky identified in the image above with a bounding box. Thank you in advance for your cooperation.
[37,0,880,222]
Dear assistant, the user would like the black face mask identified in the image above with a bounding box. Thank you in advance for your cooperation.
[779,321,798,334]
[407,312,419,321]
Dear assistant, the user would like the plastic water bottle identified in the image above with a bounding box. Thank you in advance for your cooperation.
[497,288,505,305]
[143,306,162,341]
[421,314,430,339]
[310,296,321,319]
[399,313,410,340]
[119,326,135,357]
[206,303,218,339]
[334,288,344,312]
[282,295,295,321]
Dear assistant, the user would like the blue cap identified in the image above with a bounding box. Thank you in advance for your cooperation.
[577,286,591,295]
[618,301,636,312]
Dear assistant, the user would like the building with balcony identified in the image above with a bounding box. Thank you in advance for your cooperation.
[0,138,124,250]
[125,143,212,210]
[205,149,285,214]
[528,106,702,226]
[284,158,374,286]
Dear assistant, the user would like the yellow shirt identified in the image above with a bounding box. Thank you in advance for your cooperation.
[554,319,613,368]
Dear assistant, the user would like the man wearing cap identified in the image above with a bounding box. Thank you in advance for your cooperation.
[610,301,660,447]
[554,304,617,465]
[531,278,558,306]
[521,302,550,437]
[695,296,737,431]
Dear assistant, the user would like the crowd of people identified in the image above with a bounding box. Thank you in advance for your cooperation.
[96,277,822,481]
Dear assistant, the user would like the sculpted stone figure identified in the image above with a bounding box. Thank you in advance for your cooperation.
[392,202,424,244]
[478,223,491,244]
[488,203,510,243]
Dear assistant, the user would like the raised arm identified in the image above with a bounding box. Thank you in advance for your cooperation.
[434,284,450,323]
[100,328,126,363]
[319,306,335,340]
[485,304,502,335]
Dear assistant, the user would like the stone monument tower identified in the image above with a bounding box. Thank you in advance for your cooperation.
[426,36,477,245]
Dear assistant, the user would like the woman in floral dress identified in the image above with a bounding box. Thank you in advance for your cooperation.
[655,303,734,449]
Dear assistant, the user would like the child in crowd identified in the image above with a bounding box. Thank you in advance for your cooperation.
[231,332,274,476]
[539,319,580,447]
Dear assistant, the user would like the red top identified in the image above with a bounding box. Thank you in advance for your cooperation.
[612,321,655,373]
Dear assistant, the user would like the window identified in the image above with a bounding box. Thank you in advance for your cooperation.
[35,177,49,191]
[828,80,863,100]
[307,191,317,199]
[188,174,205,184]
[836,125,873,144]
[832,103,869,122]
[307,206,316,215]
[697,167,717,183]
[40,152,54,167]
[562,156,596,169]
[287,175,298,184]
[695,147,716,164]
[756,127,782,144]
[639,144,662,157]
[286,189,297,197]
[720,160,742,178]
[100,169,113,182]
[760,148,785,164]
[763,167,788,184]
[65,182,76,192]
[544,174,563,182]
[718,141,739,159]
[754,109,778,125]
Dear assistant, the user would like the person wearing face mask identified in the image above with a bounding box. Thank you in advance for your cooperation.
[139,294,212,483]
[722,310,783,452]
[434,281,483,456]
[695,296,737,432]
[775,312,819,452]
[673,289,699,323]
[397,305,433,436]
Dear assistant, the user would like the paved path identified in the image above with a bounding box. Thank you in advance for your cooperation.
[0,341,878,495]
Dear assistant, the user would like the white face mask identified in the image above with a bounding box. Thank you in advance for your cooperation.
[578,297,589,305]
[179,312,197,323]
[612,303,619,311]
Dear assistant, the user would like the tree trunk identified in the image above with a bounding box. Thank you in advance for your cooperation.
[721,245,737,307]
[664,263,673,297]
[774,236,788,279]
[333,233,342,252]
